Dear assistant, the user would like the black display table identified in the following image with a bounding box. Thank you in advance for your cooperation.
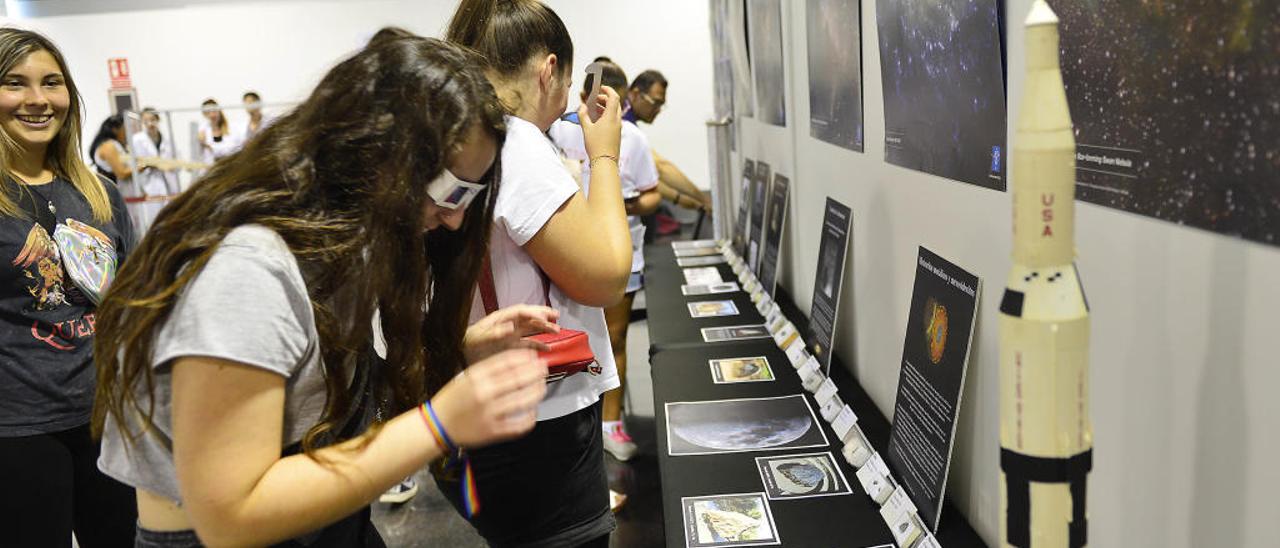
[651,340,897,547]
[644,245,764,350]
[643,243,988,547]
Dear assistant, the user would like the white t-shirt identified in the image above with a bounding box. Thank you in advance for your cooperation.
[548,118,659,275]
[469,116,619,421]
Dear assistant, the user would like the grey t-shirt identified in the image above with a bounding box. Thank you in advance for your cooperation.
[98,224,326,504]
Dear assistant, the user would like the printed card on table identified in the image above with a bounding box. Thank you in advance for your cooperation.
[678,255,728,267]
[702,324,772,343]
[710,356,775,384]
[681,492,780,547]
[755,452,853,500]
[689,300,741,318]
[683,282,741,296]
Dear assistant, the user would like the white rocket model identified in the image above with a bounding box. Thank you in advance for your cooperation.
[999,2,1093,547]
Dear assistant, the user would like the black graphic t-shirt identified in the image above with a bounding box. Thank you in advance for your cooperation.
[0,177,134,436]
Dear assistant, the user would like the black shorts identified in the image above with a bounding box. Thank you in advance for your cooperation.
[433,401,613,548]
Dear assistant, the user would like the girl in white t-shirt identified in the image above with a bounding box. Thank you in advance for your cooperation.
[548,61,661,467]
[445,1,633,546]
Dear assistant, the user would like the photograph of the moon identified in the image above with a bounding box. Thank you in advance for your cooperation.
[666,395,829,456]
[876,0,1007,190]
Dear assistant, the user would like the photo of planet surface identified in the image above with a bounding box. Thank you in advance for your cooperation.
[682,493,780,547]
[1046,0,1280,247]
[807,0,864,151]
[876,0,1007,190]
[748,0,787,126]
[666,395,829,456]
[756,452,853,499]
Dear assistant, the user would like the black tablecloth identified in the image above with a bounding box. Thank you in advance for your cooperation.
[644,246,767,350]
[651,341,898,548]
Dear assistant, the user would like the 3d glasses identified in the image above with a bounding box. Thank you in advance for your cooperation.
[426,169,486,210]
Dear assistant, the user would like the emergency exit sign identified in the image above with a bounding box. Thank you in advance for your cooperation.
[107,58,131,89]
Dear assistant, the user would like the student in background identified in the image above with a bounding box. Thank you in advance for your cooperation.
[626,69,712,215]
[548,61,660,470]
[240,90,268,141]
[0,27,137,547]
[447,0,632,545]
[126,107,180,235]
[88,114,132,184]
[196,98,240,164]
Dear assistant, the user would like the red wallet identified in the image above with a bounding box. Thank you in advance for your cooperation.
[530,329,595,381]
[478,258,597,382]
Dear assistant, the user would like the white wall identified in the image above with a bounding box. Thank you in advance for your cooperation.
[730,1,1280,546]
[9,0,713,187]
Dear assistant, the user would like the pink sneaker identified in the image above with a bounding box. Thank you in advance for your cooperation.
[604,424,637,461]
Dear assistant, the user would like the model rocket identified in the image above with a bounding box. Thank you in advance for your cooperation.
[999,2,1093,547]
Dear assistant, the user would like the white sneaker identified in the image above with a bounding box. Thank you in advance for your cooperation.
[379,477,419,504]
[603,424,638,461]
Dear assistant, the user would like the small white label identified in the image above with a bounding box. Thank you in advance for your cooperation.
[785,343,809,368]
[856,461,889,502]
[915,533,942,548]
[797,359,820,380]
[815,378,839,405]
[842,437,871,468]
[832,405,858,439]
[802,371,825,393]
[771,320,793,339]
[820,395,844,422]
[870,452,891,477]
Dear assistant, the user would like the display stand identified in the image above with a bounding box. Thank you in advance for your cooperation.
[644,242,987,547]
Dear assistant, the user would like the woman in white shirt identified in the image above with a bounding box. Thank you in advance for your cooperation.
[89,113,132,184]
[126,107,180,235]
[196,98,240,164]
[445,0,633,546]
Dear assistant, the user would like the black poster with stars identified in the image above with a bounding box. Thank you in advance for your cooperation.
[1049,0,1280,247]
[876,0,1008,191]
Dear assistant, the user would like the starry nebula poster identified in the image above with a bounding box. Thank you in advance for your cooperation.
[748,0,787,126]
[1048,1,1280,246]
[876,0,1007,190]
[807,0,864,151]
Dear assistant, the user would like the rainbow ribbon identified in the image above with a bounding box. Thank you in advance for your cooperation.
[420,402,480,518]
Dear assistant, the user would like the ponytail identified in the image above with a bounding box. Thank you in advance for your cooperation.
[446,0,573,79]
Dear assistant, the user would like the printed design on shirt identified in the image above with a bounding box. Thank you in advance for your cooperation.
[12,222,68,310]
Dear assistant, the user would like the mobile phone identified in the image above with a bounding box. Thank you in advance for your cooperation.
[584,62,605,122]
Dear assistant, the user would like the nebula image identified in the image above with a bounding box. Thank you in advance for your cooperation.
[876,0,1007,190]
[748,0,787,126]
[1048,0,1280,246]
[807,0,864,151]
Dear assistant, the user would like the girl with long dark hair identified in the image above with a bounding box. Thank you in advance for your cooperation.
[94,35,554,547]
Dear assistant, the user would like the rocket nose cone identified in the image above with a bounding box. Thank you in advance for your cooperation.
[1026,0,1059,26]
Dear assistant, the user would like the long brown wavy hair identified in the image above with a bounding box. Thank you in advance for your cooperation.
[92,35,505,454]
[0,27,112,222]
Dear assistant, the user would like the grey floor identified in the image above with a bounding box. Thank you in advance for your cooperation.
[371,292,665,547]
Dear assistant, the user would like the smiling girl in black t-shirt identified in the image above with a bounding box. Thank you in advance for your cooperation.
[0,27,137,547]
